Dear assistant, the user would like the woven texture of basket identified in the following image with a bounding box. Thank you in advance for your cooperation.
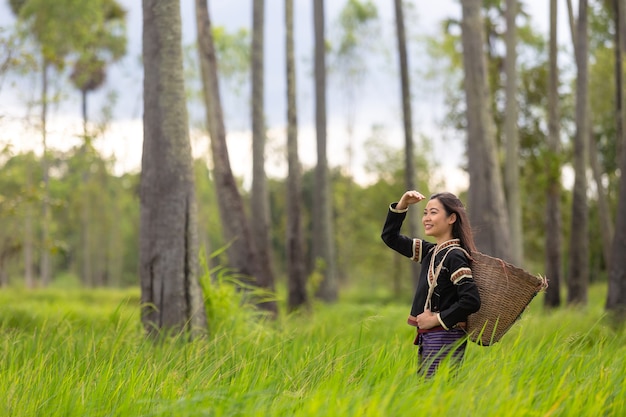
[466,251,547,346]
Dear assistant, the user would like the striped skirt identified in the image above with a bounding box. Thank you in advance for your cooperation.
[416,328,467,377]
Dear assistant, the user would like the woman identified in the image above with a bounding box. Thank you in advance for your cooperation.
[381,190,481,377]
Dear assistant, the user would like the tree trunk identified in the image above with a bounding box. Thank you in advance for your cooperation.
[251,0,276,301]
[544,0,562,308]
[82,178,92,286]
[607,0,626,316]
[24,162,34,288]
[460,0,512,261]
[81,88,88,137]
[617,0,626,165]
[313,0,337,301]
[140,0,207,337]
[504,0,523,266]
[589,131,613,270]
[40,59,51,286]
[567,0,590,305]
[285,0,308,311]
[393,0,420,286]
[195,0,277,313]
[622,0,626,59]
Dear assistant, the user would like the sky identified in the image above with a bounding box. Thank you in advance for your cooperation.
[0,0,568,192]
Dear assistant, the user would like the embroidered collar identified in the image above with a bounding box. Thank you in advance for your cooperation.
[434,239,461,254]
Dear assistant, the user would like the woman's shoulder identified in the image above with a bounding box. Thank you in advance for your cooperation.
[444,246,471,265]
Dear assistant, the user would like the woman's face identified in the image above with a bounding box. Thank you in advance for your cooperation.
[422,198,456,240]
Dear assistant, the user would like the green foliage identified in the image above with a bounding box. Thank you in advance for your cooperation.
[199,248,272,338]
[589,46,620,177]
[0,284,624,416]
[194,160,225,267]
[212,26,250,88]
[422,0,625,279]
[0,147,140,287]
[329,0,380,104]
[69,0,127,93]
[183,26,250,126]
[333,0,379,58]
[0,25,37,88]
[11,0,107,68]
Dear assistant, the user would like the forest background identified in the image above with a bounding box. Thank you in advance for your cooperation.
[0,0,625,315]
[2,0,626,415]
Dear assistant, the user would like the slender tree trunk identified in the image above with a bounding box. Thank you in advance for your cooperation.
[24,161,34,288]
[544,0,562,308]
[24,212,34,287]
[285,0,308,311]
[567,0,590,305]
[80,89,92,286]
[313,0,337,301]
[607,0,626,316]
[40,60,50,286]
[140,0,207,337]
[460,0,512,260]
[504,0,523,266]
[622,0,626,59]
[616,0,625,165]
[82,180,92,286]
[195,0,277,313]
[393,0,420,286]
[81,144,92,287]
[108,186,123,286]
[250,0,276,300]
[585,3,618,274]
[82,88,88,137]
[589,131,613,270]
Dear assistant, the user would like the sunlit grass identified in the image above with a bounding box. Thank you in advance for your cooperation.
[0,283,624,416]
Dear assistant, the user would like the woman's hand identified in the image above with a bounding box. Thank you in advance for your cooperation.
[396,190,426,210]
[416,309,440,330]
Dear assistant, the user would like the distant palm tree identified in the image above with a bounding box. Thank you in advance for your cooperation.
[69,0,127,137]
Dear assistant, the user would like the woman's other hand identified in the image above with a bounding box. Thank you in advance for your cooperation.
[416,309,440,330]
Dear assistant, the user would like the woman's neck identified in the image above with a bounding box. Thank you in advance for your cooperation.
[436,234,454,246]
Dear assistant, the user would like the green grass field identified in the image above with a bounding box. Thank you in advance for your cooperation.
[1,283,624,416]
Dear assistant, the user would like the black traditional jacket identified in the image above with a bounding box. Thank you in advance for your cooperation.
[381,203,481,330]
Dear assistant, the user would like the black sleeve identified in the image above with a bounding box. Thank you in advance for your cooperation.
[381,203,414,259]
[439,250,481,328]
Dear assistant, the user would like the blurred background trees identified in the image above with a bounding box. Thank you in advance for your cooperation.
[1,0,626,316]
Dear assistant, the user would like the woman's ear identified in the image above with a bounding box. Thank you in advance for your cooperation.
[447,213,457,225]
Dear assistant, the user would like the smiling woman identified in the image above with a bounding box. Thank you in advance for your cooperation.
[381,190,481,377]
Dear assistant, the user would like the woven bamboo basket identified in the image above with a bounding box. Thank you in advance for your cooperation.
[466,251,547,346]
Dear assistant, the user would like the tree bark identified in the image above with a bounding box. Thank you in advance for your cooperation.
[140,0,207,337]
[460,0,512,261]
[567,0,590,305]
[504,0,523,266]
[607,0,626,316]
[195,0,277,313]
[251,0,276,302]
[393,0,420,286]
[285,0,308,311]
[313,0,337,301]
[544,0,562,308]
